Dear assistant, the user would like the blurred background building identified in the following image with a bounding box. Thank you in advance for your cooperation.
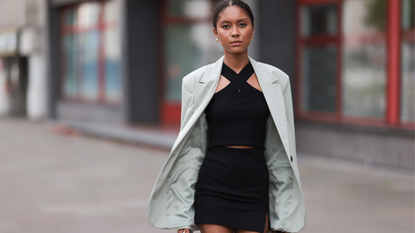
[0,0,413,169]
[0,0,48,120]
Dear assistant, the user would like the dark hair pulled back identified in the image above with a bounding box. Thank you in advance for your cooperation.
[212,0,254,30]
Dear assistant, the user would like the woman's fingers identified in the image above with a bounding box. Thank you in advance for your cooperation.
[177,228,190,233]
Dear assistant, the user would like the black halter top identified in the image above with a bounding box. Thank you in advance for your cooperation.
[205,61,270,150]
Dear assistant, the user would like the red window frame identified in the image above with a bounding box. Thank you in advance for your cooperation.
[160,0,218,124]
[295,0,413,129]
[59,1,119,105]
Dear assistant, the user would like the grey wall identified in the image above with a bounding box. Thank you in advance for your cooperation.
[50,0,87,7]
[257,0,297,82]
[57,102,123,124]
[296,122,415,170]
[46,0,60,119]
[124,0,161,124]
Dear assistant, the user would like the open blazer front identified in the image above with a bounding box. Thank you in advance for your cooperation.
[147,56,306,233]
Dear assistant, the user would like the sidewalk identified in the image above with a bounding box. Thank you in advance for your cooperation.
[0,118,413,233]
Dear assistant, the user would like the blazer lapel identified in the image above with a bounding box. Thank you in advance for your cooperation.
[193,56,224,109]
[170,56,224,152]
[250,57,291,158]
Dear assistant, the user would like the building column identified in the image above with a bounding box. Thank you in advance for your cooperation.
[386,0,401,125]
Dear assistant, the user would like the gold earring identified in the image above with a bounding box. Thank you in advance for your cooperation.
[251,34,254,40]
[216,38,220,42]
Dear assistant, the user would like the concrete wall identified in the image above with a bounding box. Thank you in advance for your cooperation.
[0,0,27,28]
[296,122,415,170]
[56,102,123,124]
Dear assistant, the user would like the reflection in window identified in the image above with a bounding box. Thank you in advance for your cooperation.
[302,45,337,113]
[302,3,337,37]
[164,0,222,103]
[301,3,338,113]
[104,0,121,102]
[401,42,415,122]
[168,0,212,18]
[61,0,121,103]
[342,0,386,118]
[401,0,415,122]
[402,0,414,30]
[79,30,99,101]
[165,23,223,102]
[63,34,76,97]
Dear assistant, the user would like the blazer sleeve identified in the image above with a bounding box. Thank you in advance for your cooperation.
[282,77,298,166]
[266,74,305,233]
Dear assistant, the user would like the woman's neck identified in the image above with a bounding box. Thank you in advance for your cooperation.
[223,51,249,74]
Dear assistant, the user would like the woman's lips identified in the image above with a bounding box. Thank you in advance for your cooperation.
[230,41,242,46]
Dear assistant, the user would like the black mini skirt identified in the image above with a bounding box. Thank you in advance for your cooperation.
[194,146,269,233]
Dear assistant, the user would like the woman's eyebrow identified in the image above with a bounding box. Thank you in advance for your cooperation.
[219,18,249,24]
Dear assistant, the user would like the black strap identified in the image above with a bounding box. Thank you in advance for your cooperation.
[221,61,254,90]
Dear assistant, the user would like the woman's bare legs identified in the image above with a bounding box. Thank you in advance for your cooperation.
[235,213,269,233]
[199,224,233,233]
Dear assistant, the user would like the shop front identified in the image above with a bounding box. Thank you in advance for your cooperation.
[294,0,414,169]
[0,28,29,117]
[46,0,413,168]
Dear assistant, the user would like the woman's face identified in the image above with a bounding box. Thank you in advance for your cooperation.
[213,6,254,55]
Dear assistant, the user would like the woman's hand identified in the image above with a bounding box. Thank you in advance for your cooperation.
[177,228,192,233]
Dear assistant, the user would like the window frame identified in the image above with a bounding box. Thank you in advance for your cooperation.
[296,0,413,129]
[59,0,120,105]
[160,0,218,124]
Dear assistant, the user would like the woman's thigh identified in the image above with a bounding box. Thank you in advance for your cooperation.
[235,212,269,233]
[199,224,233,233]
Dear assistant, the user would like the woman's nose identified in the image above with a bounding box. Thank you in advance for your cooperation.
[231,27,240,37]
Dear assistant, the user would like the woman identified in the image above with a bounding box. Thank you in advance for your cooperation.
[148,1,306,233]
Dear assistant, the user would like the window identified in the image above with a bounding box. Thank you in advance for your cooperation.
[300,3,338,114]
[298,0,411,128]
[400,0,415,123]
[60,0,121,103]
[342,0,386,118]
[162,0,223,123]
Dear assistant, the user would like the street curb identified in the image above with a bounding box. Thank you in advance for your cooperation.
[64,121,177,150]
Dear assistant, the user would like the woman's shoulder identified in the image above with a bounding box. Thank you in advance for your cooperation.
[254,61,289,79]
[252,59,290,86]
[181,63,214,92]
[183,63,213,82]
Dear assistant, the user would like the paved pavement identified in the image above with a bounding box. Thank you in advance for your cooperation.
[0,118,413,233]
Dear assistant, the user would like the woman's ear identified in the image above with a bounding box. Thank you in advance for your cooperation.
[213,27,218,39]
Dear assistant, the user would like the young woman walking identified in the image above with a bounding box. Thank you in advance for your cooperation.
[148,1,306,233]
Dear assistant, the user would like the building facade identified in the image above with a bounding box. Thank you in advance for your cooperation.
[0,0,48,120]
[293,0,414,169]
[45,0,414,169]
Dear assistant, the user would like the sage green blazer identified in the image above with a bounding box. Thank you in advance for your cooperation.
[147,56,306,232]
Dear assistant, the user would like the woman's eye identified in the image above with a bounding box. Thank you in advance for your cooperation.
[222,25,230,29]
[239,23,247,27]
